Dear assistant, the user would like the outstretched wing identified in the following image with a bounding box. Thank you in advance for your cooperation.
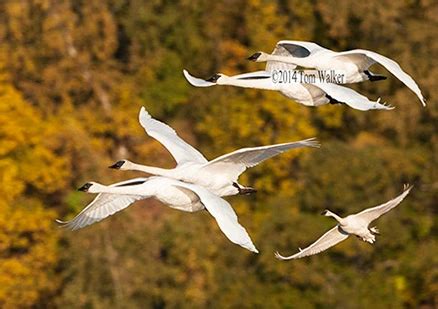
[335,49,426,106]
[265,40,323,71]
[265,43,298,71]
[139,107,208,165]
[57,178,149,230]
[275,226,349,260]
[276,40,324,57]
[353,185,413,224]
[201,138,320,182]
[172,182,258,253]
[183,69,216,87]
[315,83,394,111]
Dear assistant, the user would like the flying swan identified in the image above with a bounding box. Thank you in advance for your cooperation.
[183,69,393,111]
[108,107,319,197]
[248,40,426,106]
[275,185,412,260]
[57,176,258,253]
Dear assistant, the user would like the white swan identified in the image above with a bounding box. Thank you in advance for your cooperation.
[57,176,258,253]
[183,70,393,111]
[275,185,412,260]
[109,107,319,197]
[248,40,426,106]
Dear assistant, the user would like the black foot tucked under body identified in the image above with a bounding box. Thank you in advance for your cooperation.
[364,70,387,82]
[326,94,343,105]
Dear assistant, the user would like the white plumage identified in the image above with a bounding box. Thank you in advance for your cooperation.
[275,185,413,260]
[57,176,258,253]
[109,107,319,197]
[183,69,393,111]
[249,40,426,106]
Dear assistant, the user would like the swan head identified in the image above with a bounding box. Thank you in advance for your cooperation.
[78,182,101,193]
[321,209,331,216]
[247,51,268,62]
[206,73,223,83]
[109,159,133,170]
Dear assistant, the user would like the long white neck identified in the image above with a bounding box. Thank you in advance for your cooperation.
[325,210,344,224]
[217,74,280,91]
[89,182,151,196]
[123,162,174,177]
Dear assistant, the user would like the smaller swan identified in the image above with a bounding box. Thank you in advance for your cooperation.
[275,185,412,260]
[248,40,426,106]
[57,176,258,253]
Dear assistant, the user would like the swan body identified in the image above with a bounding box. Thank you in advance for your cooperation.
[275,185,412,260]
[57,176,258,253]
[248,40,426,106]
[109,107,320,197]
[183,70,393,111]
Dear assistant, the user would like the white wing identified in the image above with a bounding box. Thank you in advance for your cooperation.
[275,225,349,260]
[353,185,413,224]
[276,40,326,56]
[335,49,426,106]
[265,43,298,71]
[315,83,394,111]
[139,107,208,165]
[183,69,216,87]
[57,178,149,230]
[263,40,325,71]
[228,71,272,79]
[173,183,258,253]
[201,138,320,182]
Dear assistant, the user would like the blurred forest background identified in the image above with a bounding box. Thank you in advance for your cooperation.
[0,0,437,308]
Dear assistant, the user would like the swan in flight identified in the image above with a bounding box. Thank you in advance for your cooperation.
[183,70,393,111]
[109,107,319,197]
[57,176,258,253]
[275,185,412,260]
[247,40,426,106]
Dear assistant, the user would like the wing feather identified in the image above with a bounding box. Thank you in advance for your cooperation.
[354,185,413,223]
[275,226,349,260]
[335,49,426,106]
[201,138,319,182]
[183,69,216,87]
[315,83,394,111]
[139,107,208,165]
[57,178,149,230]
[276,40,326,55]
[265,44,298,71]
[172,183,258,253]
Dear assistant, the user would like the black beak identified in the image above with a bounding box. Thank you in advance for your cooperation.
[109,160,125,169]
[206,73,220,83]
[247,52,261,61]
[320,209,328,215]
[78,183,93,192]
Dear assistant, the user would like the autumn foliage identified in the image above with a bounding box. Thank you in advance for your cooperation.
[0,0,436,308]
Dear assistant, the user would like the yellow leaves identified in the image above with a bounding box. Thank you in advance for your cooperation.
[0,159,23,203]
[0,199,59,308]
[352,132,387,149]
[0,84,38,154]
[219,40,248,72]
[393,275,407,294]
[315,105,345,129]
[0,81,69,195]
[0,70,62,307]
